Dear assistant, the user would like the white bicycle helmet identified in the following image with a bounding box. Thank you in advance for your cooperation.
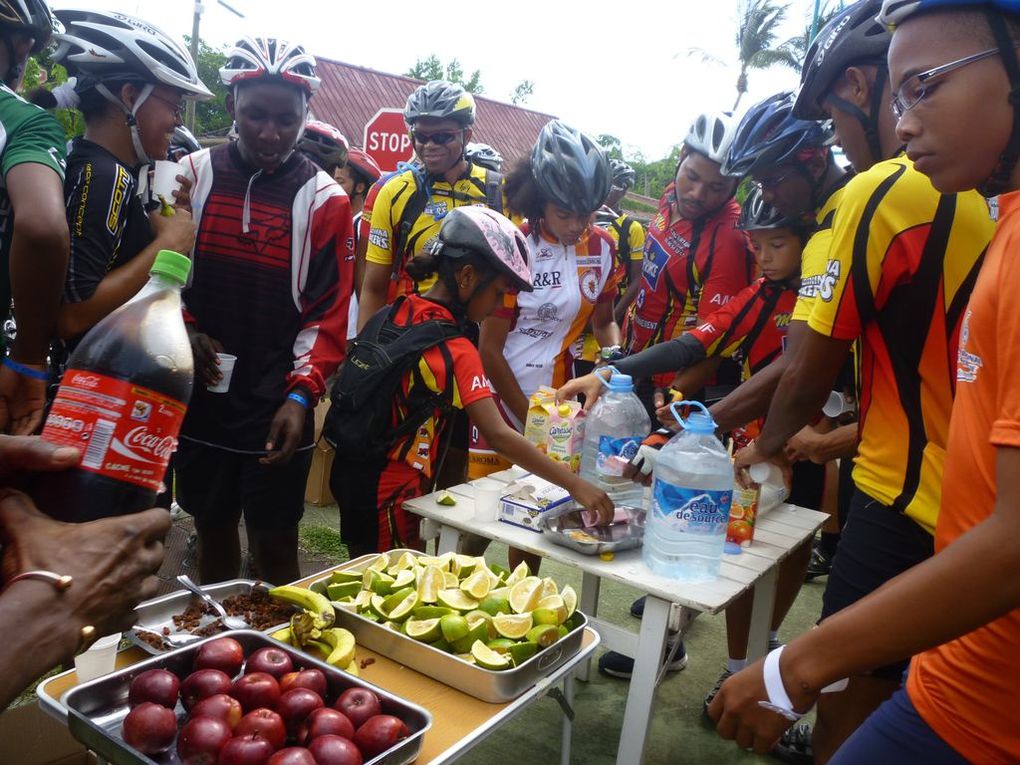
[684,111,738,164]
[219,36,320,96]
[53,9,212,164]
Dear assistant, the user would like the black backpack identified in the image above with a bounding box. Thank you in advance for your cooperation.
[323,297,464,461]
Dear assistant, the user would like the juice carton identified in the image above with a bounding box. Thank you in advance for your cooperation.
[546,403,585,473]
[725,483,759,554]
[523,386,557,452]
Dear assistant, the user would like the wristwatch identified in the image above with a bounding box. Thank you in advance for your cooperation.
[599,345,626,363]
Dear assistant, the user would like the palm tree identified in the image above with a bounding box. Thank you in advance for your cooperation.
[786,1,845,68]
[731,0,801,109]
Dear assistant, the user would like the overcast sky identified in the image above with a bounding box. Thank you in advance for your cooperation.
[58,0,821,160]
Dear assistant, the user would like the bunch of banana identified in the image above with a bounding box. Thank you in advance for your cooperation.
[268,585,359,676]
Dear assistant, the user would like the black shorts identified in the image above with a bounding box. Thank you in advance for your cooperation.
[789,459,826,511]
[175,440,312,530]
[820,488,934,680]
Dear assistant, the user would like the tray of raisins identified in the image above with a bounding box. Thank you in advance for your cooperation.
[129,580,296,654]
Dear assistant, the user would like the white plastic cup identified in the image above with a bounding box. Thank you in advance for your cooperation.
[207,353,237,393]
[748,462,781,486]
[151,160,183,207]
[473,479,503,522]
[74,632,121,682]
[822,390,846,418]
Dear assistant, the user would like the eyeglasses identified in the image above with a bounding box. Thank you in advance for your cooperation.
[891,46,1019,119]
[148,92,184,123]
[411,130,461,146]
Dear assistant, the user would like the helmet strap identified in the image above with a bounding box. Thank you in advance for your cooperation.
[979,9,1020,197]
[97,82,155,165]
[824,66,887,167]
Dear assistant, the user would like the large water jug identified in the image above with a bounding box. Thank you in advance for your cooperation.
[578,368,651,511]
[644,401,733,581]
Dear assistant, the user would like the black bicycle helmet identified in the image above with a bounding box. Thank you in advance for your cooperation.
[404,80,475,126]
[168,125,201,161]
[465,142,503,171]
[738,185,805,230]
[0,0,54,52]
[531,119,611,215]
[795,0,891,163]
[434,206,533,293]
[722,91,832,178]
[609,158,636,190]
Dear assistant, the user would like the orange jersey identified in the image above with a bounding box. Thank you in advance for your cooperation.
[907,190,1020,764]
[807,157,993,532]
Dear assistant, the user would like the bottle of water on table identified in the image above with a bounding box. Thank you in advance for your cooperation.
[644,401,733,581]
[578,368,651,513]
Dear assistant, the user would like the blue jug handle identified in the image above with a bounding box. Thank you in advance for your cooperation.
[595,365,619,389]
[669,400,712,430]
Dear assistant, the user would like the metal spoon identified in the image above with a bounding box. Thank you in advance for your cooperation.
[132,626,201,648]
[176,574,248,630]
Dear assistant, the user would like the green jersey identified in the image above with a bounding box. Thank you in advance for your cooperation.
[0,83,66,316]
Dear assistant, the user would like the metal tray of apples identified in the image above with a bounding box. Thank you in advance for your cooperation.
[311,551,587,704]
[62,629,431,765]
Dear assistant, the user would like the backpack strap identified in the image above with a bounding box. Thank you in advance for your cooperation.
[392,180,431,280]
[483,168,503,212]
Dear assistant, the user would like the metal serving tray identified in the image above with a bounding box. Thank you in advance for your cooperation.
[129,579,290,654]
[311,551,587,703]
[63,630,431,765]
[538,505,646,555]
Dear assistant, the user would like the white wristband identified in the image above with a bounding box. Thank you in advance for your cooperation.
[757,645,804,722]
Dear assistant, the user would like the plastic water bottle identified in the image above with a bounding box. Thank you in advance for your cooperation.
[578,368,651,511]
[644,401,733,581]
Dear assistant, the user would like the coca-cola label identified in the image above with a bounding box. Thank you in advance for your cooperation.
[41,369,187,491]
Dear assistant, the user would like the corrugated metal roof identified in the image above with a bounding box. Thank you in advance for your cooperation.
[309,56,556,166]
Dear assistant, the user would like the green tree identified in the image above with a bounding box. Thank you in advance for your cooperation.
[786,1,843,67]
[23,55,82,140]
[511,79,534,105]
[730,0,801,109]
[186,37,232,136]
[405,55,484,94]
[596,133,623,160]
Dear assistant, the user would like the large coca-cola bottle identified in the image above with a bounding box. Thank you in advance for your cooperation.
[34,250,194,522]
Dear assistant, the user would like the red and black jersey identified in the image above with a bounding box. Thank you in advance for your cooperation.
[179,143,355,452]
[687,277,797,381]
[625,186,752,359]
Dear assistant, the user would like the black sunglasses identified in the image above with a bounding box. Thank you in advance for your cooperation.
[411,130,461,146]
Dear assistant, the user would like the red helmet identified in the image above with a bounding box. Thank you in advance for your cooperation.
[299,119,348,171]
[345,147,382,183]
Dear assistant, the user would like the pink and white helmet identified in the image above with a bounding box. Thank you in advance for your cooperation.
[437,207,533,292]
[219,36,320,95]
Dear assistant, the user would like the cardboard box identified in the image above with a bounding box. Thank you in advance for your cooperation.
[498,473,574,533]
[305,399,336,506]
[0,702,95,764]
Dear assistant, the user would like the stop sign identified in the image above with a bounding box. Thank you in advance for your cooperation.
[363,108,413,172]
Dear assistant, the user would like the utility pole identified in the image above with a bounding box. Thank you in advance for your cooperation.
[185,0,202,132]
[809,0,822,42]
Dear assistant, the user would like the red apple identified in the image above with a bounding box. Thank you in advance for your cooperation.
[279,668,327,698]
[121,701,177,754]
[231,671,281,712]
[299,707,355,744]
[308,735,363,765]
[235,708,286,751]
[353,715,410,760]
[190,693,243,730]
[332,688,380,729]
[176,714,232,763]
[267,748,317,765]
[218,733,276,765]
[128,668,180,709]
[181,668,233,711]
[193,636,244,677]
[245,646,294,679]
[277,688,324,734]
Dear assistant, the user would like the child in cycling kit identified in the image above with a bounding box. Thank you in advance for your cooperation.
[328,206,612,556]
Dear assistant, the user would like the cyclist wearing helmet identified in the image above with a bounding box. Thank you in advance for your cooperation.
[711,7,997,761]
[625,111,753,418]
[175,35,354,586]
[299,118,348,175]
[594,158,645,325]
[168,124,201,162]
[337,147,381,341]
[44,9,207,347]
[358,80,507,331]
[329,206,612,555]
[0,0,72,434]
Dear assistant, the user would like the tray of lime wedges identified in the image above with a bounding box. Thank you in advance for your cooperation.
[310,549,587,702]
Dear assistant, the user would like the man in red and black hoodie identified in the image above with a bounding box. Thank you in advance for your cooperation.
[176,36,354,584]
